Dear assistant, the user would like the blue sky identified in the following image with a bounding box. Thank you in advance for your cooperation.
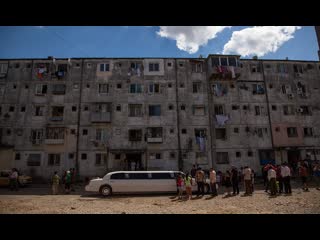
[0,26,318,60]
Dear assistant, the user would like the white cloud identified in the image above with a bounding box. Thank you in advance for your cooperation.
[157,26,231,54]
[222,26,301,57]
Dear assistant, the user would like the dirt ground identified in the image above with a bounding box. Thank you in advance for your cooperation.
[1,182,320,214]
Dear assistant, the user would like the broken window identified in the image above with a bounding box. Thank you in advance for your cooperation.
[252,84,265,94]
[216,128,226,140]
[129,104,142,117]
[98,84,109,93]
[149,105,161,116]
[216,152,229,164]
[149,63,159,72]
[35,84,47,95]
[48,154,60,166]
[99,63,110,72]
[129,129,142,141]
[46,127,65,139]
[95,153,107,165]
[283,105,295,115]
[34,106,45,116]
[214,105,224,115]
[52,84,66,95]
[193,105,205,116]
[304,127,313,137]
[129,84,142,93]
[192,82,201,93]
[149,83,160,93]
[287,127,298,138]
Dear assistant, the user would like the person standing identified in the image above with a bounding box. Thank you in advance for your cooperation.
[209,168,218,196]
[51,171,60,195]
[281,162,292,194]
[313,163,320,190]
[231,167,239,195]
[9,168,19,191]
[190,165,197,178]
[176,174,184,199]
[268,166,277,196]
[195,167,205,196]
[276,165,283,194]
[224,170,232,196]
[64,170,72,194]
[184,173,193,200]
[299,163,309,191]
[243,166,252,195]
[251,169,255,193]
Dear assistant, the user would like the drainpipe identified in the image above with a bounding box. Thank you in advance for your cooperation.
[174,59,183,171]
[75,59,84,181]
[260,61,276,160]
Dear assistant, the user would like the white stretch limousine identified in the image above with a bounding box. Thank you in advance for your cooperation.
[85,171,210,196]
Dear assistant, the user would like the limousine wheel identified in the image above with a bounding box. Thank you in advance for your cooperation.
[100,185,112,197]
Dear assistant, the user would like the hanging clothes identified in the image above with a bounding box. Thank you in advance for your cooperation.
[137,67,141,77]
[230,66,236,78]
[199,137,206,152]
[216,115,229,126]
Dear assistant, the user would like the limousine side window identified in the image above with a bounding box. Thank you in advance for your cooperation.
[128,173,151,179]
[151,173,175,179]
[110,173,126,179]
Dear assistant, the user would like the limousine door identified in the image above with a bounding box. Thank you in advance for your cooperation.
[150,173,177,192]
[109,173,131,192]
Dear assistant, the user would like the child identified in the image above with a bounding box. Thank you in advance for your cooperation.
[184,173,193,200]
[176,174,184,199]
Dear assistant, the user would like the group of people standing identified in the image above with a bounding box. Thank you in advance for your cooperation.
[51,168,76,195]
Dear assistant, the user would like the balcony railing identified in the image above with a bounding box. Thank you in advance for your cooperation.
[44,139,64,144]
[147,137,163,143]
[90,112,111,123]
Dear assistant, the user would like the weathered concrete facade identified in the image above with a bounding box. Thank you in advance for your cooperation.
[0,56,319,179]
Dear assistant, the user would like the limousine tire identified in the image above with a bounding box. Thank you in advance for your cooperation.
[100,185,112,197]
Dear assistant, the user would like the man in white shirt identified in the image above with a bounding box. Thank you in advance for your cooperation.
[209,168,218,196]
[281,162,292,194]
[243,166,252,195]
[268,166,277,196]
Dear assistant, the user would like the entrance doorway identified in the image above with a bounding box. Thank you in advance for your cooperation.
[125,153,143,171]
[287,150,300,174]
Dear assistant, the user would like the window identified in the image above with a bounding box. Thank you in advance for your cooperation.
[25,85,29,89]
[216,152,229,164]
[192,82,201,93]
[99,84,109,93]
[167,62,172,67]
[277,64,288,73]
[272,105,277,111]
[149,105,161,116]
[211,58,220,67]
[82,129,88,135]
[7,129,11,135]
[149,153,162,160]
[13,84,17,89]
[170,152,175,159]
[149,63,159,72]
[304,128,313,137]
[179,62,184,67]
[220,57,228,66]
[228,57,237,67]
[93,103,111,113]
[84,106,89,111]
[0,84,5,95]
[255,106,261,116]
[99,63,110,72]
[252,84,265,94]
[96,128,108,142]
[180,83,184,88]
[129,129,142,141]
[168,104,173,110]
[283,105,295,115]
[95,153,107,166]
[149,83,160,93]
[236,152,241,158]
[116,105,121,111]
[20,106,26,112]
[30,129,43,144]
[48,154,60,166]
[214,105,224,115]
[147,127,163,138]
[27,154,41,166]
[256,128,264,138]
[287,127,298,138]
[234,128,239,133]
[275,127,280,132]
[151,173,173,179]
[191,62,203,72]
[216,128,226,140]
[117,83,122,89]
[232,105,239,110]
[111,173,126,179]
[46,127,64,139]
[81,153,87,160]
[70,129,76,135]
[87,63,92,68]
[75,63,80,68]
[0,63,8,73]
[15,63,20,68]
[299,106,312,116]
[9,106,15,112]
[193,106,205,116]
[34,106,44,116]
[182,129,187,134]
[130,84,142,93]
[73,84,79,89]
[250,64,261,73]
[129,173,150,179]
[129,104,142,117]
[115,154,121,160]
[293,64,303,74]
[86,84,90,88]
[269,84,273,89]
[15,153,20,160]
[181,105,186,111]
[281,84,292,94]
[69,153,74,159]
[170,128,174,134]
[72,106,77,112]
[52,84,66,95]
[51,106,64,120]
[248,151,253,157]
[168,83,172,88]
[35,84,47,95]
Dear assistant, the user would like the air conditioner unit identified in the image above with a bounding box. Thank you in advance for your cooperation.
[287,93,294,99]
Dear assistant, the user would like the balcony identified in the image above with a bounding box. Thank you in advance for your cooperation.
[209,66,241,80]
[147,137,163,143]
[90,112,111,123]
[45,139,64,145]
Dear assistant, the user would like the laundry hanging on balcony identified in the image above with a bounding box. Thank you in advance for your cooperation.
[37,67,47,79]
[215,114,229,126]
[213,83,228,97]
[229,66,236,78]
